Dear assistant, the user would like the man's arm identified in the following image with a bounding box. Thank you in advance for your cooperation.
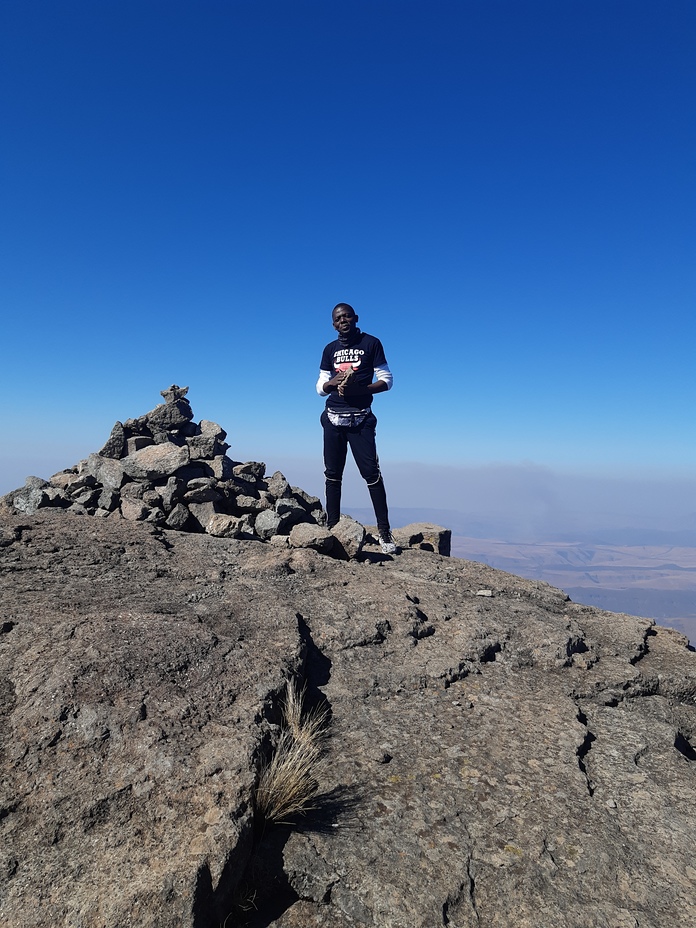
[339,364,393,396]
[373,363,393,391]
[360,379,389,395]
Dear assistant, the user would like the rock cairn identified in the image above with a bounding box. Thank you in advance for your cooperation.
[3,386,452,559]
[1,386,344,550]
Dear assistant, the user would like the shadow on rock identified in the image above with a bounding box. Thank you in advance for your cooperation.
[222,784,362,927]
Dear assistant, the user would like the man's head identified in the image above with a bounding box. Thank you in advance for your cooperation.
[332,302,359,336]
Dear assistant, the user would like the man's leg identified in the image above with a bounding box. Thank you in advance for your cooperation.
[321,410,348,530]
[347,412,391,537]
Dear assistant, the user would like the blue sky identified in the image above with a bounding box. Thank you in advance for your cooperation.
[2,1,694,532]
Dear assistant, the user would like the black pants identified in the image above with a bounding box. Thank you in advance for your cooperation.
[321,408,390,535]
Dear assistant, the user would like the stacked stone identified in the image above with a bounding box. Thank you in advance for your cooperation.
[2,386,333,548]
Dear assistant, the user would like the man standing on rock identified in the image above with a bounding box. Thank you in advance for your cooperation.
[316,302,397,555]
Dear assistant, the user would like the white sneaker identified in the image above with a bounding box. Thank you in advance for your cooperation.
[379,532,398,555]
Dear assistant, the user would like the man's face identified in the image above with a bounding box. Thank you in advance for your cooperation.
[332,306,358,336]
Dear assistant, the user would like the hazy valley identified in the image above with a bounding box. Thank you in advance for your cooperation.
[450,536,696,643]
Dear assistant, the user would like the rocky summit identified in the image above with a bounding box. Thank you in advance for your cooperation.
[1,386,450,562]
[1,392,695,928]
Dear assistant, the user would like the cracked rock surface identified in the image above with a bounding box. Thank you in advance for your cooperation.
[1,509,695,927]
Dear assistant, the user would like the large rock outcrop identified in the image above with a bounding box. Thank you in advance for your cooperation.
[1,506,695,928]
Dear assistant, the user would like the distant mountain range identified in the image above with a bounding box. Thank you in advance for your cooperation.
[346,506,696,548]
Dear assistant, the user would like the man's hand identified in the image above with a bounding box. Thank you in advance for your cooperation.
[337,368,355,396]
[323,368,353,396]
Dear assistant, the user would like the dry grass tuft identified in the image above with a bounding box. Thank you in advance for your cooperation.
[255,679,329,824]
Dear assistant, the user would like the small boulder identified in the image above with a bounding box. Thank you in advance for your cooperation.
[183,486,222,504]
[159,384,189,403]
[275,498,307,527]
[122,415,149,435]
[120,498,150,521]
[265,471,292,500]
[186,477,217,490]
[392,523,451,556]
[207,456,235,480]
[206,514,247,538]
[11,478,49,515]
[98,421,126,459]
[24,476,48,489]
[289,523,334,554]
[199,420,227,441]
[235,494,273,514]
[98,488,119,512]
[65,473,97,494]
[43,487,70,508]
[121,444,190,481]
[84,454,126,491]
[147,398,194,433]
[330,515,365,560]
[269,534,290,548]
[291,486,323,513]
[254,509,283,540]
[233,461,265,480]
[165,503,192,531]
[72,488,100,509]
[159,477,182,513]
[187,435,224,460]
[120,482,146,500]
[49,471,76,490]
[230,473,257,491]
[142,489,163,508]
[187,501,220,532]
